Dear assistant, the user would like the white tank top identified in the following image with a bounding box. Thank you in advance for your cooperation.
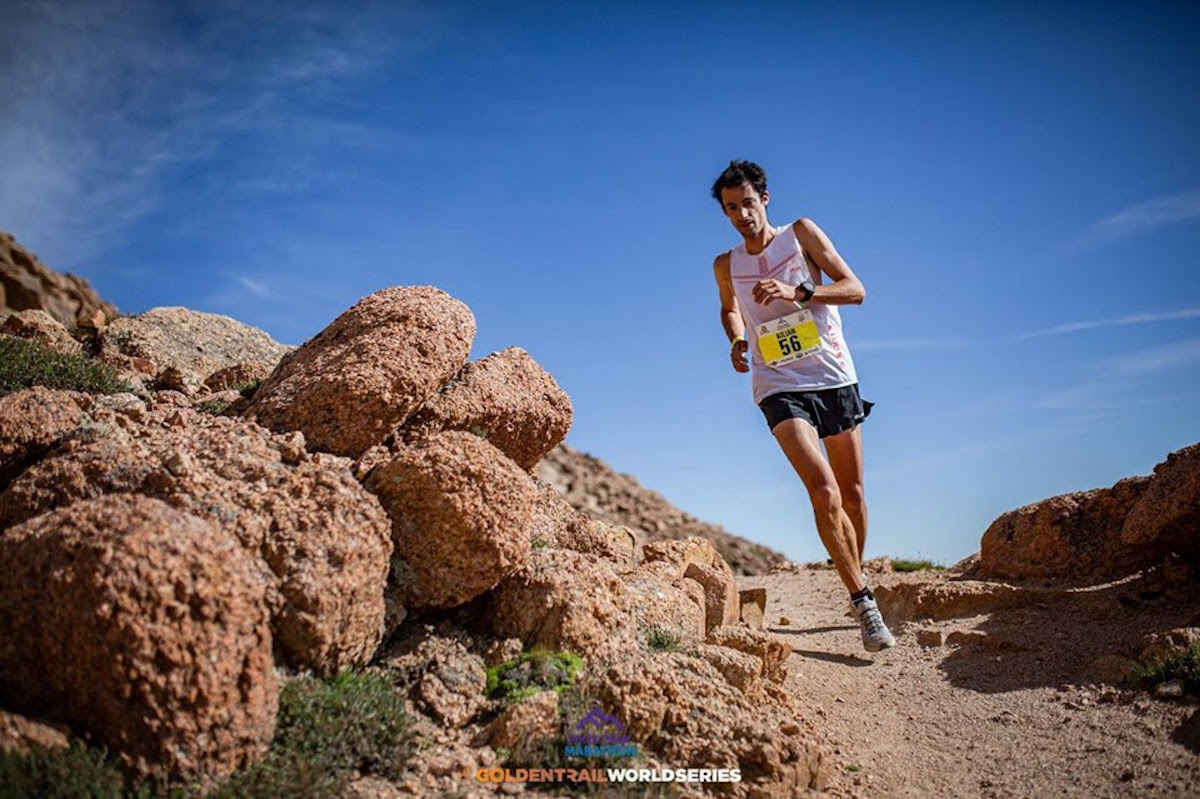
[729,224,858,402]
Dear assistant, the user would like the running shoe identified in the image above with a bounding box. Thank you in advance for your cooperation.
[852,592,896,652]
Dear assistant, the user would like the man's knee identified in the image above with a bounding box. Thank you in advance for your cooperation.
[842,483,865,513]
[808,483,843,516]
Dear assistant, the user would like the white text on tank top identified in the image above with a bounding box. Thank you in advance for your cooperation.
[728,225,858,402]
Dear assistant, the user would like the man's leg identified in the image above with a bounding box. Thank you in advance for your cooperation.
[770,418,864,594]
[824,425,867,569]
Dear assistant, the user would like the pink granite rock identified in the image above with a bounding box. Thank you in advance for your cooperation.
[244,286,474,457]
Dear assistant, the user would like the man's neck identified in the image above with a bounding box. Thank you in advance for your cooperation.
[742,222,777,256]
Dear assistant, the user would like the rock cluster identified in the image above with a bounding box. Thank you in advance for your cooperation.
[244,286,475,457]
[0,495,277,784]
[484,547,638,658]
[97,306,291,396]
[0,390,393,676]
[978,443,1199,582]
[0,262,818,795]
[580,649,829,794]
[401,346,573,471]
[0,232,116,329]
[2,309,84,354]
[366,430,536,610]
[1121,443,1200,560]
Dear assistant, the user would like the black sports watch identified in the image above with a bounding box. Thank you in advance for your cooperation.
[796,280,816,303]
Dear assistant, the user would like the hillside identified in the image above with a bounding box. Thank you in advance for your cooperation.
[537,443,786,576]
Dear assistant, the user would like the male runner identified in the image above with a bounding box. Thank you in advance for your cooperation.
[710,160,895,651]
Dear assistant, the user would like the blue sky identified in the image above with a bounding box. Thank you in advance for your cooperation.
[4,0,1198,565]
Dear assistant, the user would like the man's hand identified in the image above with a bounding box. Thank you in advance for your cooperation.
[731,338,749,373]
[752,279,797,305]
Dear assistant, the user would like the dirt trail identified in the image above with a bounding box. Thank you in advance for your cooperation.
[739,567,1200,799]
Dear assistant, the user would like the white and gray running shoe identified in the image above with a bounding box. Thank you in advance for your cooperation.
[852,593,896,652]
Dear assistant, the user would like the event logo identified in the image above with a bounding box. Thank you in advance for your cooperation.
[563,705,638,758]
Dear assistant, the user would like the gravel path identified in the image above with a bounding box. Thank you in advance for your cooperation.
[740,567,1200,799]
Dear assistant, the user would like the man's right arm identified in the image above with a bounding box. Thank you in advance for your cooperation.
[713,253,749,373]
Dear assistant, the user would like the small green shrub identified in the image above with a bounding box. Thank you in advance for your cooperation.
[486,649,583,703]
[644,627,681,652]
[206,750,340,799]
[0,743,183,799]
[234,380,260,399]
[0,671,409,799]
[0,744,128,799]
[0,336,129,396]
[195,398,233,415]
[209,669,411,799]
[1135,640,1200,694]
[891,559,944,573]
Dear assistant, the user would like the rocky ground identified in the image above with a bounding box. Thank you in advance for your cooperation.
[745,562,1200,799]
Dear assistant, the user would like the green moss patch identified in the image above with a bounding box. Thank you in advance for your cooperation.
[485,649,583,703]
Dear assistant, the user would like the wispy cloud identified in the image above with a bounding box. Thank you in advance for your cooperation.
[870,408,1147,481]
[869,437,1023,479]
[238,276,274,299]
[1016,307,1200,340]
[1099,337,1200,378]
[1038,382,1124,412]
[943,389,1023,419]
[1038,382,1200,412]
[0,0,440,269]
[854,338,975,352]
[1090,189,1200,240]
[1050,188,1200,259]
[1037,338,1200,411]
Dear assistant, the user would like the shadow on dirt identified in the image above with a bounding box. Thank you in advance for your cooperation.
[768,624,857,636]
[785,648,874,668]
[882,565,1200,756]
[926,569,1198,695]
[1171,710,1200,754]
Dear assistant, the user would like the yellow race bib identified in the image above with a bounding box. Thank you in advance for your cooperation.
[755,308,822,368]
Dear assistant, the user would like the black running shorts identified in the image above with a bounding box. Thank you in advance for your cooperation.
[758,383,873,438]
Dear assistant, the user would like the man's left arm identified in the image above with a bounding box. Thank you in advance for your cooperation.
[792,218,865,305]
[750,218,866,307]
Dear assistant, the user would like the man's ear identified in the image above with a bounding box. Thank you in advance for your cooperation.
[762,190,770,205]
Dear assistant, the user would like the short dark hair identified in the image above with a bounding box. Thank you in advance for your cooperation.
[711,160,767,204]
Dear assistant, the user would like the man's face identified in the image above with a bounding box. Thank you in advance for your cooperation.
[719,182,769,237]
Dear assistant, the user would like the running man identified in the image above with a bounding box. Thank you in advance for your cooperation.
[710,160,895,651]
